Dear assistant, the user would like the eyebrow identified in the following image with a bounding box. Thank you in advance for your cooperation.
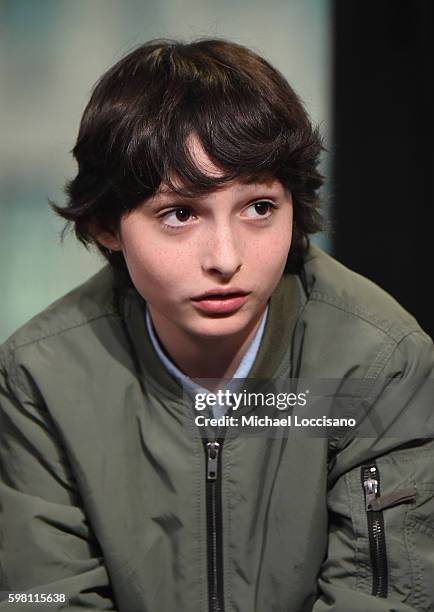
[146,192,192,209]
[153,190,188,202]
[150,181,280,207]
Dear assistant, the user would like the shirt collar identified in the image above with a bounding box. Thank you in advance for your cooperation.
[145,304,269,399]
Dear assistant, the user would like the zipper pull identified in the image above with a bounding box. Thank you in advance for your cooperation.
[206,441,220,481]
[363,466,379,511]
[368,486,417,512]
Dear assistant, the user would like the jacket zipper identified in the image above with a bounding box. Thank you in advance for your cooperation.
[205,437,225,612]
[361,462,388,598]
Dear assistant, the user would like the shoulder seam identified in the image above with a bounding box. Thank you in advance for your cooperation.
[308,290,418,342]
[396,329,430,345]
[4,312,121,354]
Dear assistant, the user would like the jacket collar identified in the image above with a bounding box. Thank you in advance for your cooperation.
[117,271,305,401]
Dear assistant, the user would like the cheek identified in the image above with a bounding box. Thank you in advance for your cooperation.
[122,234,196,300]
[273,212,294,259]
[249,224,293,270]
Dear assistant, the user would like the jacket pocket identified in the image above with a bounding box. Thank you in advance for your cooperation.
[404,482,434,611]
[324,441,434,609]
[354,444,434,611]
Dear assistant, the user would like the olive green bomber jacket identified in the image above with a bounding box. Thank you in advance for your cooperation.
[0,245,433,611]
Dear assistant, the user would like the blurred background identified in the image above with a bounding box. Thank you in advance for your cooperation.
[0,0,432,342]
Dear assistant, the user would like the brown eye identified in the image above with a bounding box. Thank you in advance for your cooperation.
[175,208,191,222]
[244,200,275,219]
[254,201,271,216]
[160,206,196,229]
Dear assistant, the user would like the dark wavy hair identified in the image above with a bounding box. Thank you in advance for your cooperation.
[52,38,324,274]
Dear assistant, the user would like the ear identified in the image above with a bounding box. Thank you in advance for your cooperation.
[89,223,123,252]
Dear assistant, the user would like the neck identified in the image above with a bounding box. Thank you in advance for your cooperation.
[148,308,265,380]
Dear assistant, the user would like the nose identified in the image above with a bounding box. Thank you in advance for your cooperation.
[201,223,242,279]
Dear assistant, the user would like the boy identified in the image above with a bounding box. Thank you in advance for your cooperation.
[1,39,433,612]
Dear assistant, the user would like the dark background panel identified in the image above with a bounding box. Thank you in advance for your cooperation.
[332,0,433,338]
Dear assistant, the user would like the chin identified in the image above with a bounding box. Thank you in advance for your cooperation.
[186,312,256,339]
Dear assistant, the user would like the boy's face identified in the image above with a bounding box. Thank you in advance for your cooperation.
[98,141,293,345]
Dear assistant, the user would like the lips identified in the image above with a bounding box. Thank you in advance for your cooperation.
[191,290,250,315]
[191,289,249,301]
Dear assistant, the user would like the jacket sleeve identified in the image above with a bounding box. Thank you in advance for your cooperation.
[312,330,434,611]
[0,359,118,611]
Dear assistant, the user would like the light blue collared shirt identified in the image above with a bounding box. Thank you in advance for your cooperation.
[145,305,269,417]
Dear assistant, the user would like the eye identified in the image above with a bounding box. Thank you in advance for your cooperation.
[160,207,196,228]
[243,200,276,219]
